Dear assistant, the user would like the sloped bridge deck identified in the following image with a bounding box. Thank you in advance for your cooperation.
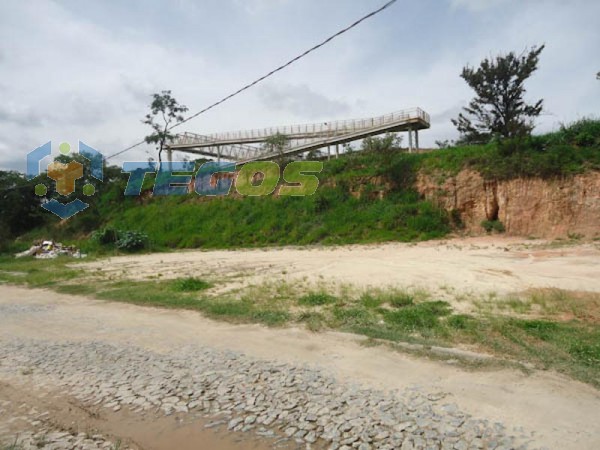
[167,107,430,162]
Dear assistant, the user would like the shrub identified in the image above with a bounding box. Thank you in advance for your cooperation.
[115,230,149,251]
[481,220,505,233]
[450,209,464,229]
[91,227,119,245]
[552,118,600,147]
[0,222,11,253]
[92,228,149,252]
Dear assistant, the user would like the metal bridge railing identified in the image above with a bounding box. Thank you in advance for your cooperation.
[203,107,429,142]
[169,107,431,161]
[171,132,263,159]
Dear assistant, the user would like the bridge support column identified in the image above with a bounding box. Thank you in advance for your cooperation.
[217,148,221,163]
[335,144,339,159]
[327,146,331,161]
[408,129,414,153]
[167,148,173,171]
[415,130,419,151]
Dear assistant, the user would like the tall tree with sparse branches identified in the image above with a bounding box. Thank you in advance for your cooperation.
[143,91,188,163]
[263,133,289,156]
[452,45,545,143]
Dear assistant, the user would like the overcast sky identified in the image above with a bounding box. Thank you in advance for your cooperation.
[0,0,598,170]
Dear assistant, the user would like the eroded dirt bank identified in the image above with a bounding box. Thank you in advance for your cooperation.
[416,170,600,239]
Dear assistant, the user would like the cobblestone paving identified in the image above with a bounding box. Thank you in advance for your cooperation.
[0,338,537,450]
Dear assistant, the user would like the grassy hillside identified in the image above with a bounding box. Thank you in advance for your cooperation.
[109,190,449,249]
[6,118,599,253]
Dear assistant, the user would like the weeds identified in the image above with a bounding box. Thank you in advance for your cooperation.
[1,256,599,387]
[1,437,22,450]
[298,311,326,331]
[298,292,337,306]
[476,288,600,323]
[172,277,212,292]
[389,293,415,308]
[384,301,451,333]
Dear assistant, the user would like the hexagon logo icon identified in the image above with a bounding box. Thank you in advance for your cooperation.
[26,141,104,220]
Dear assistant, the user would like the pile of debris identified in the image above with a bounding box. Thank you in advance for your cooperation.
[15,240,87,259]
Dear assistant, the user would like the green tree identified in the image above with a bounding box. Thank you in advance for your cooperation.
[435,139,453,149]
[0,171,47,248]
[263,133,293,164]
[452,45,545,143]
[361,133,402,153]
[143,90,188,163]
[263,133,289,156]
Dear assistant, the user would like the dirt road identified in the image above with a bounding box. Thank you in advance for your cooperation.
[1,281,599,449]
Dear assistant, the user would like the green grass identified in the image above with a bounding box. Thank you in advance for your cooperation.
[95,281,200,308]
[418,119,600,180]
[291,286,600,387]
[446,314,479,330]
[495,318,599,383]
[94,282,290,327]
[298,292,338,306]
[54,284,100,296]
[384,301,452,333]
[1,255,599,388]
[0,255,82,287]
[388,292,415,308]
[0,435,24,450]
[475,288,600,323]
[321,119,600,186]
[101,187,450,250]
[360,293,385,309]
[2,119,599,256]
[172,277,212,292]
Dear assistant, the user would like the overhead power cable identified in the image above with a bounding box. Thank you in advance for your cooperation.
[104,0,397,160]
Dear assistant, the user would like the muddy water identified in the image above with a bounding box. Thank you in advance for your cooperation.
[103,411,279,450]
[0,381,287,450]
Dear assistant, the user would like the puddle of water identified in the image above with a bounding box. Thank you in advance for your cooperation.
[103,409,292,450]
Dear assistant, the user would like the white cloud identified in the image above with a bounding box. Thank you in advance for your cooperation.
[449,0,517,12]
[234,0,290,15]
[258,83,350,118]
[0,0,598,168]
[0,1,222,167]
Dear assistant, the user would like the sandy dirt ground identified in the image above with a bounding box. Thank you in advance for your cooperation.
[2,237,599,449]
[81,236,600,299]
[0,282,599,449]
